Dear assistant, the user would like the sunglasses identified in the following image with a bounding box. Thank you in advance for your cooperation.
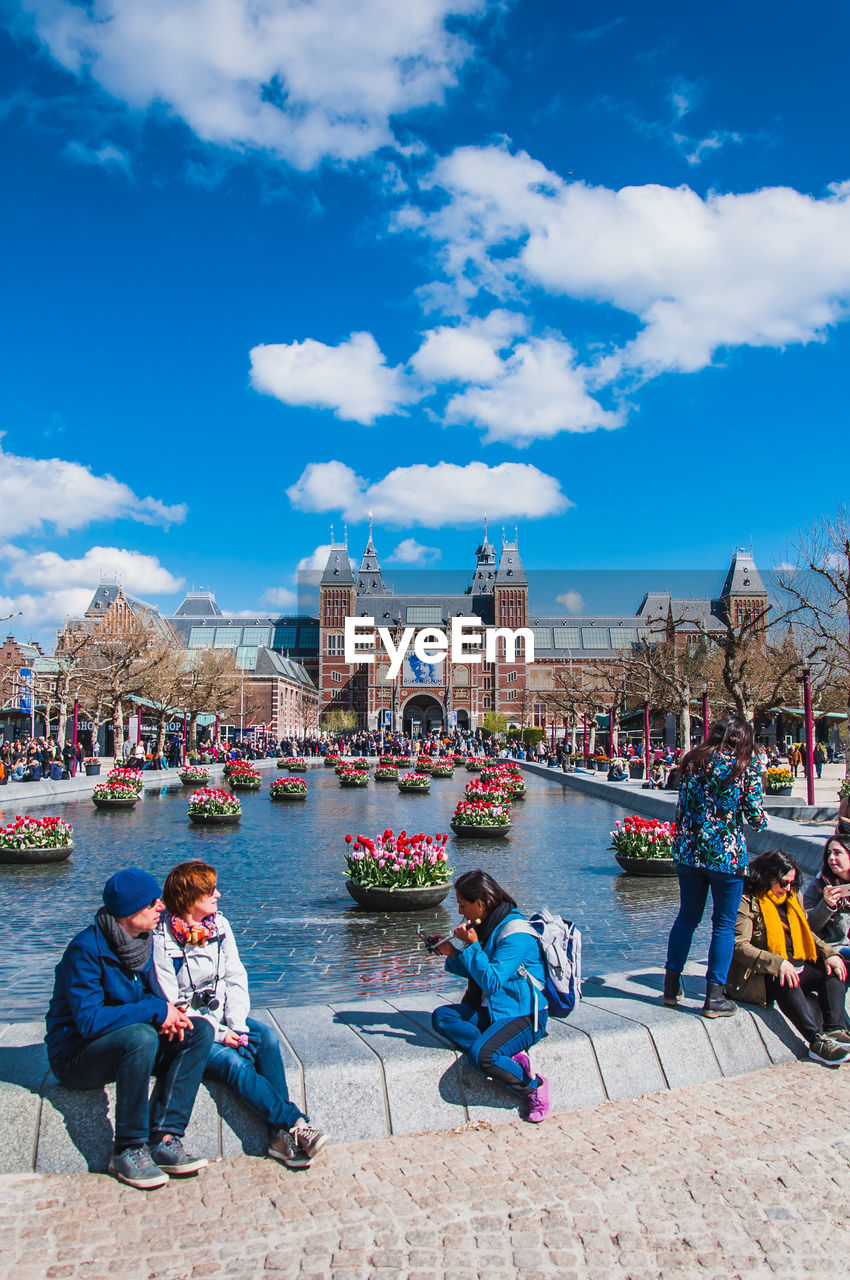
[778,875,796,889]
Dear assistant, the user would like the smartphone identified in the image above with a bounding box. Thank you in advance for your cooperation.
[416,925,454,954]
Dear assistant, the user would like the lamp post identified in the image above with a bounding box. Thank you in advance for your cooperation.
[799,666,815,806]
[182,714,188,768]
[702,686,709,743]
[582,713,588,761]
[608,707,614,759]
[72,699,79,777]
[643,700,651,770]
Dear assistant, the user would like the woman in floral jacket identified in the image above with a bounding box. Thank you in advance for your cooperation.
[664,714,768,1018]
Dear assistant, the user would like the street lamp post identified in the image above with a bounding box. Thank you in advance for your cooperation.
[643,700,651,770]
[800,666,815,806]
[72,699,79,777]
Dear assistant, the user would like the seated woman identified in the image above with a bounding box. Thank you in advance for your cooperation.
[726,849,849,1066]
[153,860,327,1169]
[429,870,551,1122]
[804,836,850,959]
[607,758,628,781]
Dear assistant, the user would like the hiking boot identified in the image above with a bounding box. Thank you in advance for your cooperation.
[663,971,682,1007]
[512,1050,532,1080]
[701,981,737,1018]
[824,1027,850,1047]
[149,1136,208,1176]
[268,1128,311,1169]
[809,1034,850,1066]
[525,1074,551,1123]
[108,1144,168,1190]
[290,1118,329,1161]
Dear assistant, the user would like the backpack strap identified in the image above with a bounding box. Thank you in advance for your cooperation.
[494,919,545,1032]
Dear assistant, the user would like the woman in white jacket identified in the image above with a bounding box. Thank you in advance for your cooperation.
[153,859,327,1169]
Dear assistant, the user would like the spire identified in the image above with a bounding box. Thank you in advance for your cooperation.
[495,531,527,586]
[320,541,355,586]
[471,517,497,595]
[357,515,385,595]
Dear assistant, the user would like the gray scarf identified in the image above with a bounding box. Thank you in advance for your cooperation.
[95,907,153,972]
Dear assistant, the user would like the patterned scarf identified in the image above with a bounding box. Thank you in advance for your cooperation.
[758,891,817,963]
[169,912,218,947]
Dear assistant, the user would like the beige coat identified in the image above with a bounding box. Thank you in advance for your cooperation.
[726,891,836,1005]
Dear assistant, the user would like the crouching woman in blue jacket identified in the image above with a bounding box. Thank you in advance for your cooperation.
[430,870,550,1122]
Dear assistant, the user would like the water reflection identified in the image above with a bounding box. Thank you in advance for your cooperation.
[0,771,708,1017]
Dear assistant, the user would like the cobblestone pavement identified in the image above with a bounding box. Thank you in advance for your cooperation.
[4,1058,850,1280]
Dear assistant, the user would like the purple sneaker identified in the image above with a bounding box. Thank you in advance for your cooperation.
[526,1074,550,1123]
[512,1050,531,1079]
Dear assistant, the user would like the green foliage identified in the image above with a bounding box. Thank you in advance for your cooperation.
[321,709,358,733]
[481,711,509,736]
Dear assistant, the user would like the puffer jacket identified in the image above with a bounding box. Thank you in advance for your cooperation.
[726,891,836,1005]
[445,908,546,1025]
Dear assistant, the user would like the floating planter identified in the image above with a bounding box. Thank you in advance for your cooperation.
[270,776,307,801]
[0,815,74,865]
[374,766,399,781]
[106,767,144,794]
[609,815,677,876]
[323,754,341,768]
[414,758,434,774]
[431,764,455,779]
[397,772,430,793]
[188,788,242,825]
[179,767,210,786]
[465,758,486,772]
[337,765,370,788]
[343,829,451,912]
[279,758,308,771]
[450,799,511,838]
[229,767,262,791]
[92,780,140,810]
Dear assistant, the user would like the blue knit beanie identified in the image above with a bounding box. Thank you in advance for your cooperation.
[102,868,162,918]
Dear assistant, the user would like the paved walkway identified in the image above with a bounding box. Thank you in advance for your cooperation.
[3,1054,850,1280]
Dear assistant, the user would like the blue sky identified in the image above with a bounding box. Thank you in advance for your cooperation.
[1,0,848,645]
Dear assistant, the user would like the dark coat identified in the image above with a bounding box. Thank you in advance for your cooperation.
[726,891,836,1005]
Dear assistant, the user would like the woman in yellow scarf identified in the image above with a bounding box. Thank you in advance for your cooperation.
[727,850,849,1066]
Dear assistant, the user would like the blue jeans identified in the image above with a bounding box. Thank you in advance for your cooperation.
[51,1017,214,1151]
[203,1018,304,1135]
[432,1003,547,1097]
[666,864,744,986]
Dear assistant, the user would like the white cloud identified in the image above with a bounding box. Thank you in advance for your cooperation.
[445,335,623,444]
[387,538,441,565]
[0,587,94,635]
[410,310,528,383]
[0,438,186,538]
[1,545,183,594]
[557,590,584,614]
[287,460,570,527]
[405,144,850,381]
[259,585,298,609]
[250,332,416,424]
[63,139,132,175]
[24,0,492,170]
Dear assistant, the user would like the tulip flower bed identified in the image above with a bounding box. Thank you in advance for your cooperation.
[229,766,262,790]
[609,815,676,860]
[431,763,455,778]
[378,756,398,767]
[414,758,434,774]
[395,756,413,768]
[337,765,370,787]
[323,754,341,767]
[107,767,144,793]
[765,766,794,793]
[465,758,486,772]
[451,799,511,828]
[278,757,308,771]
[270,776,307,799]
[340,758,370,771]
[92,779,141,802]
[187,788,242,817]
[179,766,210,785]
[453,754,468,765]
[374,765,399,780]
[465,779,513,805]
[344,829,451,888]
[0,815,73,850]
[397,772,430,791]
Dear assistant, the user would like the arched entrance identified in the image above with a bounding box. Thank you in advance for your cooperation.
[402,694,444,738]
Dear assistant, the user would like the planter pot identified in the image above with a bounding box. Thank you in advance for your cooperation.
[339,778,369,787]
[180,775,209,786]
[450,820,511,838]
[345,880,451,912]
[398,783,430,793]
[323,758,340,768]
[285,764,308,772]
[615,853,677,877]
[230,781,261,790]
[629,764,645,779]
[189,811,241,824]
[766,786,793,797]
[84,763,101,776]
[0,842,74,865]
[270,791,307,801]
[92,796,139,809]
[595,761,608,772]
[375,773,399,782]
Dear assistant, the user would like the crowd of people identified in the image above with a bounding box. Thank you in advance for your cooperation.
[0,735,83,783]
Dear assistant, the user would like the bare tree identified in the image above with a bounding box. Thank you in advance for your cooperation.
[777,504,850,776]
[73,618,172,758]
[181,649,241,751]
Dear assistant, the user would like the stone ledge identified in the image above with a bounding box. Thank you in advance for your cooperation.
[0,965,821,1176]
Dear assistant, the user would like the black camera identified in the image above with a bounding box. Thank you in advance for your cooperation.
[190,989,220,1012]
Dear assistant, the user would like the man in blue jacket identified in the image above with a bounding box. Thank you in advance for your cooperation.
[46,867,214,1189]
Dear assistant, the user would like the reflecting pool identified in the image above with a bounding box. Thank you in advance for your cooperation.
[0,769,709,1018]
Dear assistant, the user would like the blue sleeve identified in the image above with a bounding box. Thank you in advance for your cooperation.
[452,932,537,996]
[63,942,168,1040]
